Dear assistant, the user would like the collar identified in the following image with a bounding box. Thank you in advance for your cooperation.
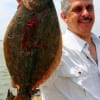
[62,29,87,52]
[91,33,100,46]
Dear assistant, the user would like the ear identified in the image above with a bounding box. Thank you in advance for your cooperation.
[60,12,68,23]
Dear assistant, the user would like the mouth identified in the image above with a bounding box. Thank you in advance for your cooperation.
[78,17,92,23]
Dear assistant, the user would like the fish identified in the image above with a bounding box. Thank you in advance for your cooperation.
[3,0,62,99]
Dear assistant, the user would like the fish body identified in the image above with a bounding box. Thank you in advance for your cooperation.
[4,0,62,99]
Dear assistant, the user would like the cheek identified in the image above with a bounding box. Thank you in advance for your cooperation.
[68,13,78,22]
[92,14,95,22]
[67,16,78,26]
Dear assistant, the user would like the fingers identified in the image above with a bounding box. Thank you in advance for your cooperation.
[6,89,15,100]
[11,79,20,89]
[16,0,22,9]
[17,0,22,3]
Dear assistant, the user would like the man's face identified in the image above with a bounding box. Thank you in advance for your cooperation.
[62,0,95,38]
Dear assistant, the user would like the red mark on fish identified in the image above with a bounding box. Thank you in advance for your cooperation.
[21,14,47,50]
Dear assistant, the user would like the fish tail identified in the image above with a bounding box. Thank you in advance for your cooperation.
[14,95,31,100]
[14,86,32,100]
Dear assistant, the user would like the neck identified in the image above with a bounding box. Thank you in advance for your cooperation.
[77,32,91,44]
[78,33,98,63]
[87,38,98,64]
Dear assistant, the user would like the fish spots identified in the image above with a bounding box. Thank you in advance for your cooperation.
[21,14,47,51]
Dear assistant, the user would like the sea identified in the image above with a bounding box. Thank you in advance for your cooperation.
[0,40,17,100]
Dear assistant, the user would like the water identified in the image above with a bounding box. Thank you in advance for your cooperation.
[0,40,16,100]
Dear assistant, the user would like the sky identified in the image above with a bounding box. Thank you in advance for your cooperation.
[0,0,100,40]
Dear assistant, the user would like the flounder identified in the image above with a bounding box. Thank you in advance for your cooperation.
[4,0,62,99]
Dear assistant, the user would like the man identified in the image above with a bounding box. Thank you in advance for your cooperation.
[39,0,100,100]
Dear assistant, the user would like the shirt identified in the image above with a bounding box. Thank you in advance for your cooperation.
[39,29,100,100]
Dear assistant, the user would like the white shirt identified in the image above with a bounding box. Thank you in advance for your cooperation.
[40,29,100,100]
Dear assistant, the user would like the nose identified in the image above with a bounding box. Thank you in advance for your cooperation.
[82,8,89,16]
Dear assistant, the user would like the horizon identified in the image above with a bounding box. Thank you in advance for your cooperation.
[0,0,100,40]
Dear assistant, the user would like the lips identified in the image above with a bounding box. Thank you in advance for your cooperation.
[78,17,92,23]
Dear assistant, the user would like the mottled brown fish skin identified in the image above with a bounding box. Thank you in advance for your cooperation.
[4,0,62,100]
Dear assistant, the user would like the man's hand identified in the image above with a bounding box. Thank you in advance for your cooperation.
[11,79,20,89]
[17,0,22,9]
[17,0,22,3]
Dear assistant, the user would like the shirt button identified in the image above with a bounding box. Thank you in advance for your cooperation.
[78,71,81,75]
[86,56,89,59]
